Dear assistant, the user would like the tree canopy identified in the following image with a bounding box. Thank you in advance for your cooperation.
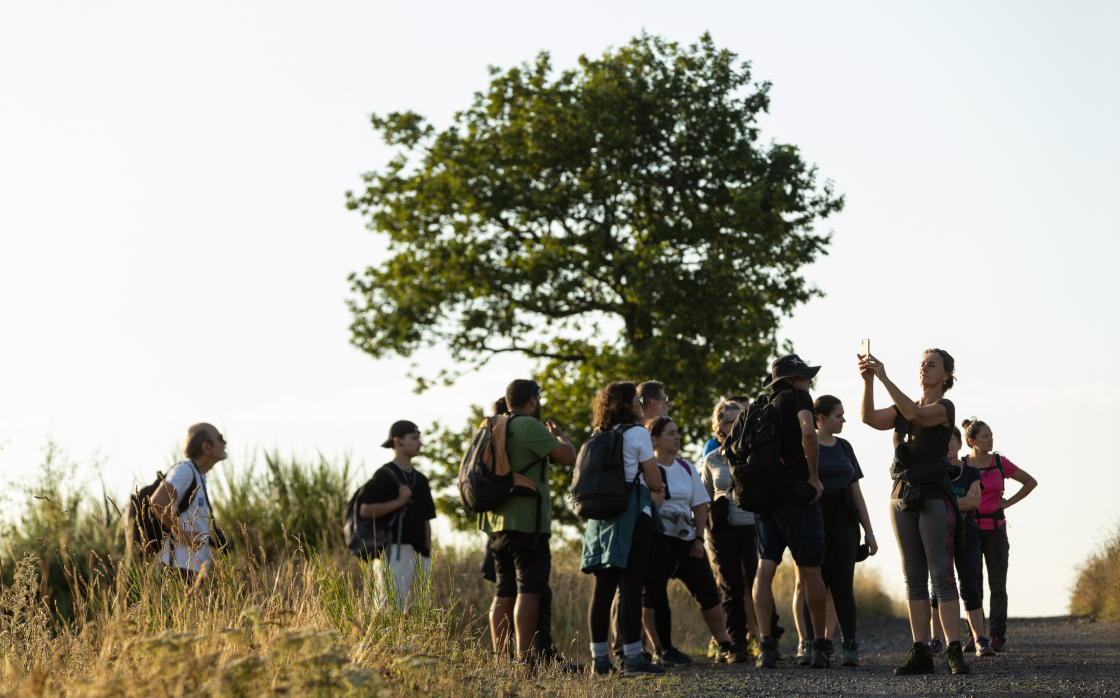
[346,32,843,530]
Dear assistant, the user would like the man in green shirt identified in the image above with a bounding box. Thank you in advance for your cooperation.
[481,379,576,663]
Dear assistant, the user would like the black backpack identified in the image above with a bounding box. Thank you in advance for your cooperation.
[127,468,199,558]
[724,391,793,513]
[570,425,637,520]
[344,465,405,560]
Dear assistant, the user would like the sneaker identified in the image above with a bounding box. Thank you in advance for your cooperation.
[894,642,936,676]
[990,635,1006,652]
[714,641,747,664]
[945,641,971,675]
[963,634,976,654]
[744,637,761,659]
[622,654,667,677]
[756,637,778,669]
[591,656,615,676]
[810,639,830,669]
[975,636,996,657]
[928,636,945,657]
[841,638,860,667]
[796,640,812,666]
[653,647,693,667]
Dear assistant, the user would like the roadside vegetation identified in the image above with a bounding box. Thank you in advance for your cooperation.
[1,443,901,696]
[1070,521,1120,622]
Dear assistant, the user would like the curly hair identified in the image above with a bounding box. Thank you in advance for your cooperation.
[710,399,743,444]
[592,381,640,430]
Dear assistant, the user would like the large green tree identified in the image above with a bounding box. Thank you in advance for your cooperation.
[346,33,842,531]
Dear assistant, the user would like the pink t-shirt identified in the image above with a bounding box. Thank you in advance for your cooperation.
[966,454,1019,530]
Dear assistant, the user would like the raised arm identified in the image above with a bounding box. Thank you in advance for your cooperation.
[544,419,577,465]
[861,353,947,427]
[859,354,897,430]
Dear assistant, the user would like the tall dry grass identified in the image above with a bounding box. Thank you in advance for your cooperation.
[1070,521,1120,621]
[0,536,645,698]
[1,441,905,696]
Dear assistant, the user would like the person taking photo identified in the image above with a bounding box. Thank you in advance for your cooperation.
[859,348,970,676]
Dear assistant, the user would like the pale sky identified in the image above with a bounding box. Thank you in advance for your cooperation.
[2,1,1117,617]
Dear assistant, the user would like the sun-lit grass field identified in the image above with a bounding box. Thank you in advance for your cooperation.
[1,444,903,696]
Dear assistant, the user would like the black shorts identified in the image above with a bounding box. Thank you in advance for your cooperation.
[489,531,551,597]
[755,499,825,566]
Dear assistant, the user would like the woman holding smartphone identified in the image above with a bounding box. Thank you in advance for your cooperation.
[581,381,666,677]
[859,348,970,676]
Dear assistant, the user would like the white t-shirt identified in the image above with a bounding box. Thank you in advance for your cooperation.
[658,457,711,540]
[159,460,213,572]
[614,425,655,515]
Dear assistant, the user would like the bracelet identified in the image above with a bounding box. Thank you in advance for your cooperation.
[865,534,876,539]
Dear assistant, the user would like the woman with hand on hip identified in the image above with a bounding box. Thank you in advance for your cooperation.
[859,348,970,676]
[961,417,1037,652]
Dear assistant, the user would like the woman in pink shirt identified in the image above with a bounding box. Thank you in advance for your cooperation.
[961,418,1038,652]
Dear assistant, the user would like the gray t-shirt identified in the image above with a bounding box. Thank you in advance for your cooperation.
[701,449,755,527]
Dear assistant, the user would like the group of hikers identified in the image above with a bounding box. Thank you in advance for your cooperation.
[137,346,1037,680]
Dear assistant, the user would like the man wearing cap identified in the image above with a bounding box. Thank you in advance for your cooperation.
[750,354,832,669]
[356,420,437,613]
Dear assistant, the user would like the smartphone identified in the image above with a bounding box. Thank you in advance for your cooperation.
[861,339,870,359]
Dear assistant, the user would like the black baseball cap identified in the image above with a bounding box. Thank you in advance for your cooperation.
[762,354,821,388]
[381,420,420,448]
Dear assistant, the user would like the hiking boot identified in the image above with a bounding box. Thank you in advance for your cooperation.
[743,637,761,659]
[653,647,693,667]
[771,628,784,660]
[945,641,971,674]
[622,654,666,677]
[756,637,778,669]
[963,634,976,654]
[928,636,945,657]
[990,635,1006,652]
[810,639,830,669]
[708,638,719,658]
[714,641,747,664]
[591,656,615,676]
[824,638,836,658]
[975,636,996,657]
[894,642,936,676]
[796,640,812,666]
[841,638,860,667]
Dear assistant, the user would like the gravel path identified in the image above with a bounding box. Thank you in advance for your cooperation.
[646,616,1120,697]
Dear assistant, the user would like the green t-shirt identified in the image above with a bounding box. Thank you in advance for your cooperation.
[477,415,560,534]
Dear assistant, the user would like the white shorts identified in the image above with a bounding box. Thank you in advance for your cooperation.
[373,544,432,614]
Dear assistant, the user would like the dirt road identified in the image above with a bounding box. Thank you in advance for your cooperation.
[652,616,1120,697]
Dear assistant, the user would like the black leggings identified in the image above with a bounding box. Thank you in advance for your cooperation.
[643,534,722,649]
[816,497,861,640]
[590,513,653,645]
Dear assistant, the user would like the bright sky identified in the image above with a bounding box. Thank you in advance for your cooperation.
[2,1,1117,618]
